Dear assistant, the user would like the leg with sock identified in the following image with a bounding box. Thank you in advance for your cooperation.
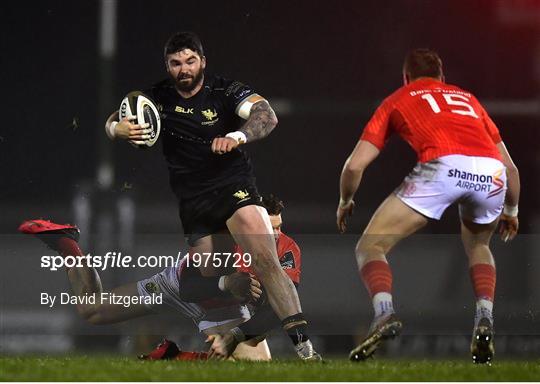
[350,240,403,361]
[461,218,497,364]
[470,263,496,327]
[282,314,321,361]
[361,260,395,327]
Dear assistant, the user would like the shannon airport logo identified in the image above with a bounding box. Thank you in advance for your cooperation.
[448,168,504,198]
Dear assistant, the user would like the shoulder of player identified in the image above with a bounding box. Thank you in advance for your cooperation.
[145,78,174,100]
[372,88,402,113]
[375,82,415,107]
[206,74,256,101]
[278,232,300,252]
[203,74,238,93]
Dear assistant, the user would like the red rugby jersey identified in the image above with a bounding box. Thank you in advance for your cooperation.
[236,232,301,285]
[360,78,502,162]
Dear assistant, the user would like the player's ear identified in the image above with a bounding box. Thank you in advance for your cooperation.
[201,55,207,69]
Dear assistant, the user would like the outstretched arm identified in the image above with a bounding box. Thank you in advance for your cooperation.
[337,140,380,233]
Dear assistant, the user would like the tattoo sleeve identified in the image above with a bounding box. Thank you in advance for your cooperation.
[239,100,278,142]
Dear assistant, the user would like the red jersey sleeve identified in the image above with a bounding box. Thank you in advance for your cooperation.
[359,97,394,150]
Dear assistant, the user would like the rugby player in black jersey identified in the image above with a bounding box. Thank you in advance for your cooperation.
[103,32,319,360]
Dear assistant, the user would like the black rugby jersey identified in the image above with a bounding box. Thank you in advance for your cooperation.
[146,75,257,199]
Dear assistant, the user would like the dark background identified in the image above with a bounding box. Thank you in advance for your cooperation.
[1,0,539,358]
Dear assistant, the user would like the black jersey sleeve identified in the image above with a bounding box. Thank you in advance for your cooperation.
[223,80,257,111]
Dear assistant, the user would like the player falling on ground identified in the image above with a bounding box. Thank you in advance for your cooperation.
[19,194,304,361]
[18,218,267,360]
[336,49,520,364]
[147,194,307,360]
[104,31,319,360]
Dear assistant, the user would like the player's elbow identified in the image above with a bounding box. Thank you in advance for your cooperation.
[264,101,278,130]
[269,113,278,129]
[344,157,366,175]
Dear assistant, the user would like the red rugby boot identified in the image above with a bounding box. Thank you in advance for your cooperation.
[18,219,80,255]
[139,339,180,360]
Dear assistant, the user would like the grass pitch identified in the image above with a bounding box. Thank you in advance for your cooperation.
[1,356,539,381]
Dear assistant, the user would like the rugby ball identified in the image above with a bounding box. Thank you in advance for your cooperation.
[119,91,161,147]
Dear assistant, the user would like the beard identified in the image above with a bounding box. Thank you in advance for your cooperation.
[175,68,204,92]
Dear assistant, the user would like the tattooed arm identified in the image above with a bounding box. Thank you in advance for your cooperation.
[238,99,278,142]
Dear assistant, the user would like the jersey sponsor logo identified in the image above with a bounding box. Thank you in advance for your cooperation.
[235,88,251,100]
[175,106,194,114]
[201,108,218,120]
[409,88,472,98]
[201,108,219,126]
[448,168,505,196]
[448,169,493,183]
[487,169,505,199]
[233,189,250,203]
[280,251,295,270]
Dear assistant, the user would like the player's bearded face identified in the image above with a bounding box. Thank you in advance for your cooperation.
[166,49,206,92]
[176,63,204,92]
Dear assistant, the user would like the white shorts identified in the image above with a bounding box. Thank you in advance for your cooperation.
[395,155,506,224]
[137,264,251,332]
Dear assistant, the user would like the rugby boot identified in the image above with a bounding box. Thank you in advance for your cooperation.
[139,339,208,360]
[18,219,80,252]
[295,340,323,361]
[349,313,402,362]
[139,339,180,360]
[471,317,494,365]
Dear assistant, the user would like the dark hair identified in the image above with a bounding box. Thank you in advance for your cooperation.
[262,194,284,215]
[403,49,443,80]
[164,31,204,59]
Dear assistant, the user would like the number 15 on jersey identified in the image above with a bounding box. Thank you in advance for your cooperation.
[421,93,479,118]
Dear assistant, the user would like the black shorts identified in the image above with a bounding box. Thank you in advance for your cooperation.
[178,181,263,246]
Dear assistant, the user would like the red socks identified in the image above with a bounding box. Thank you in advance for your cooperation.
[361,261,495,303]
[470,264,496,301]
[360,260,393,297]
